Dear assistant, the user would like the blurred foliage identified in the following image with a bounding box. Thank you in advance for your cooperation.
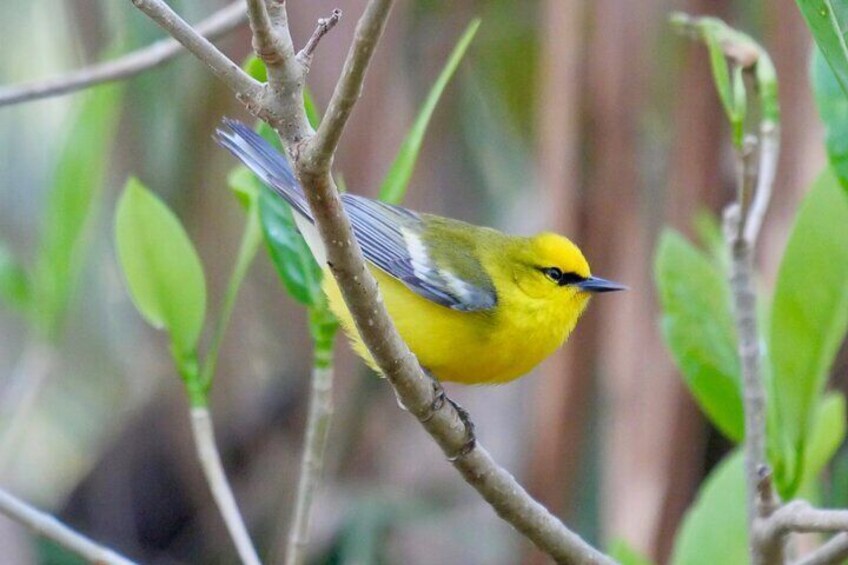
[812,47,848,196]
[25,84,122,340]
[379,18,480,204]
[797,0,848,96]
[609,539,655,565]
[769,168,848,491]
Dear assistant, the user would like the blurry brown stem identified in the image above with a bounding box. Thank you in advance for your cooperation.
[0,341,55,473]
[190,407,260,565]
[0,488,135,565]
[0,2,247,107]
[795,533,848,565]
[285,357,335,565]
[130,0,614,561]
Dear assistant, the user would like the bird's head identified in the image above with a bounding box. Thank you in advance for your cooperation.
[511,232,627,310]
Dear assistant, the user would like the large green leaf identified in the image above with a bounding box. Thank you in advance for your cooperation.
[33,84,123,339]
[802,393,846,489]
[378,18,480,204]
[115,178,206,356]
[259,185,322,307]
[655,229,743,441]
[770,167,848,489]
[797,0,848,97]
[671,450,747,565]
[812,47,848,195]
[0,242,29,310]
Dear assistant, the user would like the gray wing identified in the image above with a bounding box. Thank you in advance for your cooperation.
[342,194,497,311]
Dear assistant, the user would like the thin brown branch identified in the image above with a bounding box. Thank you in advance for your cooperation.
[302,0,393,171]
[0,2,247,107]
[768,502,848,535]
[130,0,615,561]
[795,533,848,565]
[129,0,262,108]
[244,0,289,88]
[285,360,334,565]
[296,9,342,71]
[0,488,135,565]
[190,407,260,565]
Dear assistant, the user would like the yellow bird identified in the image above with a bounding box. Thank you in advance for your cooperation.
[217,120,626,386]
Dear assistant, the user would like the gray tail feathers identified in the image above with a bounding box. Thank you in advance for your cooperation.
[214,119,313,221]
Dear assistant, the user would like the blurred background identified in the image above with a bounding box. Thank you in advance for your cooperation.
[0,0,842,563]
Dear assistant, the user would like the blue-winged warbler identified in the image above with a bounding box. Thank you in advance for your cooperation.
[217,120,625,385]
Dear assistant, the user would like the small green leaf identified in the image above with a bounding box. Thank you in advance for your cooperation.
[115,178,206,356]
[378,18,481,204]
[609,539,655,565]
[655,229,743,441]
[671,450,747,565]
[33,84,123,339]
[770,167,848,492]
[0,242,29,310]
[812,47,848,196]
[259,185,322,307]
[797,0,848,97]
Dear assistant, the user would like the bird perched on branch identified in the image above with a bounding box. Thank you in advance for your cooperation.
[217,119,625,386]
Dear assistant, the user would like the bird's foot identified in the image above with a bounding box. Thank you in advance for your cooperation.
[446,396,476,461]
[420,373,476,460]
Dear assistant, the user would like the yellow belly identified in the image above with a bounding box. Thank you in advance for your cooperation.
[323,266,581,384]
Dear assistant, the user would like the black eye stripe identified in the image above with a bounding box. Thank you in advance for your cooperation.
[539,267,585,286]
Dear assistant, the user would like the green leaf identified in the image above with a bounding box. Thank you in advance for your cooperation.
[0,242,29,310]
[33,84,123,339]
[259,185,322,307]
[802,393,846,489]
[770,167,848,491]
[115,178,206,356]
[609,539,655,565]
[671,450,747,565]
[812,47,848,195]
[228,166,260,209]
[797,0,848,97]
[655,229,743,441]
[378,18,480,204]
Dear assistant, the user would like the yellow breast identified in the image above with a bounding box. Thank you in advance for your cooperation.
[322,265,586,385]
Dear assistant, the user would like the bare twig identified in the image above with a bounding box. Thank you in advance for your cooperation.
[0,2,247,107]
[130,0,615,561]
[744,122,780,244]
[296,9,342,71]
[0,341,55,473]
[285,361,334,565]
[244,0,287,84]
[302,0,393,170]
[129,0,262,109]
[190,407,260,565]
[795,533,848,565]
[0,488,135,565]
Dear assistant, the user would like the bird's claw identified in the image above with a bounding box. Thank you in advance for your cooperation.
[446,397,476,461]
[420,373,476,459]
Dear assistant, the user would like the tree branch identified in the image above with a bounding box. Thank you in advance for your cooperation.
[296,9,342,71]
[129,0,263,109]
[190,407,260,565]
[130,0,614,562]
[286,359,334,565]
[0,488,135,565]
[795,533,848,565]
[0,2,247,107]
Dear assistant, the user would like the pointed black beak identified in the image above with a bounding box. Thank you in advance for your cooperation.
[577,276,628,293]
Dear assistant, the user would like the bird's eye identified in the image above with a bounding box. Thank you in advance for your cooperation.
[541,267,585,286]
[543,267,563,282]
